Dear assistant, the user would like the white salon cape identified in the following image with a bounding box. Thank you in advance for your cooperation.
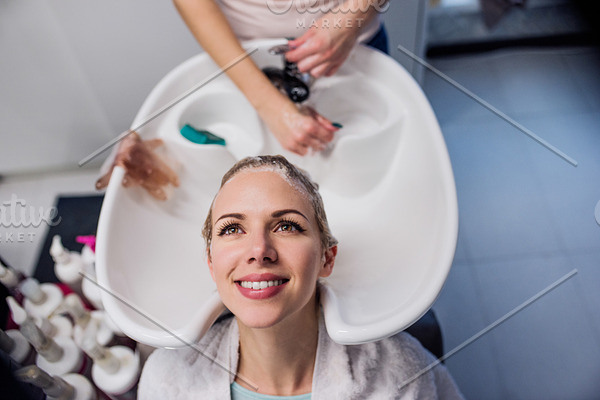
[138,312,465,399]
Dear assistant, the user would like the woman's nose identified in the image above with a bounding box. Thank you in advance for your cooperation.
[247,232,277,264]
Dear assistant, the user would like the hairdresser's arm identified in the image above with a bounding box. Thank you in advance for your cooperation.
[286,0,388,78]
[172,0,338,155]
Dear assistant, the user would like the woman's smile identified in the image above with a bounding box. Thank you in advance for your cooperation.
[235,273,290,300]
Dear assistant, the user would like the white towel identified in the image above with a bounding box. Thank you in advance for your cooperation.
[138,312,464,399]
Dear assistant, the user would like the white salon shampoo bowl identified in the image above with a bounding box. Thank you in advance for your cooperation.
[95,39,458,347]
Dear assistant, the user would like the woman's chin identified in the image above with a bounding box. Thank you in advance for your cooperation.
[235,312,283,330]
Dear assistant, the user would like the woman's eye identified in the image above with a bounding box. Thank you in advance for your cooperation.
[225,226,241,235]
[279,223,296,232]
[276,220,304,233]
[218,223,243,236]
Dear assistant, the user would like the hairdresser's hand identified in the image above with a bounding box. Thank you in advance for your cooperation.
[258,93,340,156]
[285,15,362,78]
[95,131,179,200]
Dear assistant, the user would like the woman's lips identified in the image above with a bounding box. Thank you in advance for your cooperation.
[235,273,289,300]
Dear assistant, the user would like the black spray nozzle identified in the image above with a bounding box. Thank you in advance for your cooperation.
[264,42,310,103]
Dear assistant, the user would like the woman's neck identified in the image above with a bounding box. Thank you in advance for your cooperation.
[235,300,320,396]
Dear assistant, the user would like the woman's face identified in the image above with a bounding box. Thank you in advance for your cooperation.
[208,169,336,329]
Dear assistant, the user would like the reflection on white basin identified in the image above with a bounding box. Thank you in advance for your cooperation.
[95,39,458,347]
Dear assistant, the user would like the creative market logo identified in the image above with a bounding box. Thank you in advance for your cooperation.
[1,194,61,243]
[266,0,390,15]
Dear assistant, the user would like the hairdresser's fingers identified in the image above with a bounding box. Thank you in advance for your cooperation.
[131,154,180,188]
[302,105,335,127]
[291,127,332,156]
[296,52,330,77]
[287,37,336,76]
[136,140,179,187]
[95,167,114,190]
[291,122,326,150]
[158,158,180,187]
[301,106,339,137]
[307,138,327,153]
[147,167,178,188]
[119,131,142,151]
[287,29,351,75]
[140,181,168,201]
[147,151,180,187]
[278,131,323,156]
[286,31,318,61]
[121,174,138,188]
[279,135,309,156]
[95,132,141,190]
[318,60,344,78]
[309,62,330,79]
[302,132,328,151]
[145,138,164,151]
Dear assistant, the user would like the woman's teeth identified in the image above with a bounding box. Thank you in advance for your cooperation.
[239,280,286,290]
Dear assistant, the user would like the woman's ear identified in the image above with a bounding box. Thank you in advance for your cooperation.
[207,252,216,282]
[319,245,337,278]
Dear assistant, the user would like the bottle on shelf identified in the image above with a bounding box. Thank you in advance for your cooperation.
[20,277,64,319]
[14,364,97,400]
[75,236,96,263]
[7,296,92,377]
[81,329,141,400]
[0,258,26,303]
[0,327,36,365]
[59,294,135,350]
[76,235,104,311]
[36,312,74,339]
[50,235,86,299]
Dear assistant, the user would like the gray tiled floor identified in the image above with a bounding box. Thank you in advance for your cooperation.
[425,46,600,399]
[1,44,599,400]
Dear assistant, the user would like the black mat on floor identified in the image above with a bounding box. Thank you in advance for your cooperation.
[32,194,105,283]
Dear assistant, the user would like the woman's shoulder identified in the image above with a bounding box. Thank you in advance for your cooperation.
[340,332,464,399]
[137,315,237,399]
[345,331,431,359]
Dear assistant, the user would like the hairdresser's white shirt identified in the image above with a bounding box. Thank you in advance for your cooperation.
[138,311,465,399]
[217,0,381,42]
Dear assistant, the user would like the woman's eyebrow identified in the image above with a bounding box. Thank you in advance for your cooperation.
[272,209,309,221]
[215,213,245,223]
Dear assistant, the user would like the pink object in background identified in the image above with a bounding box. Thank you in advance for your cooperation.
[76,235,96,253]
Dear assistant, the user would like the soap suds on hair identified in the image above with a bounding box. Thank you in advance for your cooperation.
[221,164,312,201]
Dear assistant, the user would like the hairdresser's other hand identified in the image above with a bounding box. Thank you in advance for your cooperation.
[285,15,361,78]
[95,131,179,200]
[258,93,339,156]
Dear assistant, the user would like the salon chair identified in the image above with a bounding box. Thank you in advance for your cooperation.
[405,309,444,361]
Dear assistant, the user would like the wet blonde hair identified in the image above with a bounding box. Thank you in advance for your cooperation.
[202,155,338,257]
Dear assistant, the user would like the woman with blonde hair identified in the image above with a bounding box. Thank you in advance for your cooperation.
[138,155,464,399]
